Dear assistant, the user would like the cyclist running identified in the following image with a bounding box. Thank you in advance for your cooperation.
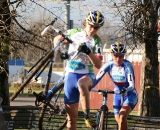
[95,42,138,130]
[54,11,105,129]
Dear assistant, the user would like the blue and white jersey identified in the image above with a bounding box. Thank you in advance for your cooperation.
[95,59,136,93]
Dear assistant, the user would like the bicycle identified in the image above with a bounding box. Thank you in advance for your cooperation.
[9,19,73,130]
[9,19,125,130]
[90,88,124,130]
[37,86,124,130]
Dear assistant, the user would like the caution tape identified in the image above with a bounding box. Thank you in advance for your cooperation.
[145,86,159,90]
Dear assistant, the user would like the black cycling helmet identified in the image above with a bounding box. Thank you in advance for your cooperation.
[110,42,126,54]
[85,11,104,27]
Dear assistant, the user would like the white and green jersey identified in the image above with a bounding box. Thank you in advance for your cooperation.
[65,28,103,74]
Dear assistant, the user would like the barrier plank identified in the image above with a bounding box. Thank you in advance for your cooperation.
[2,106,160,130]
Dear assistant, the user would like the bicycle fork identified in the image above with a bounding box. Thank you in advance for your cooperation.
[94,92,108,130]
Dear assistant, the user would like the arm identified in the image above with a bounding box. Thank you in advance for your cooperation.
[125,73,135,91]
[90,36,103,69]
[125,63,135,91]
[53,35,69,60]
[53,35,68,47]
[94,62,111,86]
[77,42,103,69]
[87,53,102,69]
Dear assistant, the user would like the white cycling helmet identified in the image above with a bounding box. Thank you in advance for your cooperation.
[110,42,126,54]
[85,11,104,27]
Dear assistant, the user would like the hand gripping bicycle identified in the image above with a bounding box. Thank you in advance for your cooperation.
[91,88,124,130]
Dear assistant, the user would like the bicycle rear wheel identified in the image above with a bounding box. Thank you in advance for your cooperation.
[98,105,108,130]
[39,82,67,130]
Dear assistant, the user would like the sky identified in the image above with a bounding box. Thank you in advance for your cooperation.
[12,0,127,46]
[18,0,122,28]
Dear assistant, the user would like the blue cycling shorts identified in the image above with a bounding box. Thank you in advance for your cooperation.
[64,72,96,104]
[113,91,138,115]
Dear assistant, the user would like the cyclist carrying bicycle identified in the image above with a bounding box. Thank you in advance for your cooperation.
[54,11,104,129]
[95,42,138,130]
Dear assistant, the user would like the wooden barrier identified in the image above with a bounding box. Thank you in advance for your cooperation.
[2,106,160,130]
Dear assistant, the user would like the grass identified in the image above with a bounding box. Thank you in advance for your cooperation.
[9,87,138,116]
[9,86,64,97]
[9,87,44,96]
[8,87,139,130]
[130,110,138,116]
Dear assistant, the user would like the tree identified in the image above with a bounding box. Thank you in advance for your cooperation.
[138,0,160,117]
[1,0,160,117]
[0,0,11,105]
[113,0,160,116]
[0,0,54,105]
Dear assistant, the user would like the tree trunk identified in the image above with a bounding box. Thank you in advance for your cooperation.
[0,0,11,106]
[138,0,160,116]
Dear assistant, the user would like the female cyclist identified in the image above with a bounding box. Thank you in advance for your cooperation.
[54,11,105,129]
[95,42,138,130]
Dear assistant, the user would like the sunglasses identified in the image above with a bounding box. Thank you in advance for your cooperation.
[93,26,100,30]
[113,54,124,58]
[88,23,100,30]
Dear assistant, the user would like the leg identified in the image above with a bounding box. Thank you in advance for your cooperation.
[114,91,138,130]
[64,72,96,129]
[78,75,92,117]
[66,103,79,130]
[64,72,83,130]
[78,75,97,128]
[115,105,132,130]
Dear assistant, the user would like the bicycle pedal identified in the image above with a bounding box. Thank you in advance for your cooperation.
[53,106,60,114]
[33,91,38,97]
[61,108,66,115]
[55,105,59,110]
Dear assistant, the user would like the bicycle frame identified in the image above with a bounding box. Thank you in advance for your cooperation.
[48,77,64,96]
[9,19,83,130]
[10,19,72,101]
[91,88,121,130]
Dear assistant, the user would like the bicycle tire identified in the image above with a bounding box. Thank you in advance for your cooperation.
[39,82,67,130]
[10,50,54,101]
[98,105,108,130]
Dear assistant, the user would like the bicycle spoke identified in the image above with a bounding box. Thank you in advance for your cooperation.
[38,83,67,130]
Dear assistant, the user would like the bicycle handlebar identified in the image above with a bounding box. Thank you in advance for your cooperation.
[41,26,51,36]
[91,88,125,106]
[41,19,72,43]
[51,26,72,43]
[91,88,120,94]
[41,18,57,36]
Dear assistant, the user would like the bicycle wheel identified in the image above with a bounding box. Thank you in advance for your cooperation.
[10,50,54,101]
[39,82,67,130]
[98,105,108,130]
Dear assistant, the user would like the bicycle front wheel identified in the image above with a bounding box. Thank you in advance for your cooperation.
[39,82,67,130]
[98,105,108,130]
